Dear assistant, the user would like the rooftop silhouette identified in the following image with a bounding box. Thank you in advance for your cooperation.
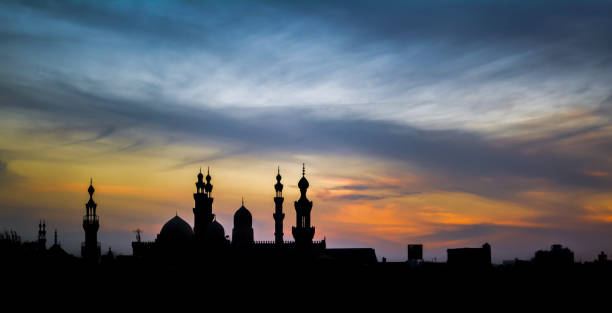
[1,164,611,293]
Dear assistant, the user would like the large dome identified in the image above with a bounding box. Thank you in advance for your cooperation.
[207,219,225,240]
[234,205,252,229]
[159,215,194,241]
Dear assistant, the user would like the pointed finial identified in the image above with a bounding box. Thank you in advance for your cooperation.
[242,197,244,206]
[175,210,178,216]
[298,163,310,190]
[205,166,212,182]
[197,167,204,181]
[54,229,58,245]
[88,178,95,195]
[276,165,282,183]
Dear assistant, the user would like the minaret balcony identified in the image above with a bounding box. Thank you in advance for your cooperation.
[83,215,99,222]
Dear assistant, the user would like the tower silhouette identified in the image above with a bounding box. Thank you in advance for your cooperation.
[273,167,285,245]
[38,219,46,249]
[82,178,100,262]
[193,167,215,240]
[292,164,315,249]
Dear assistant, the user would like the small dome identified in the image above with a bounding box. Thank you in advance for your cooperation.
[298,176,309,190]
[207,219,225,240]
[159,215,194,241]
[234,205,252,229]
[197,171,204,180]
[48,244,69,257]
[88,184,95,195]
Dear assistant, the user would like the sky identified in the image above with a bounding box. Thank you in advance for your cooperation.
[1,0,612,262]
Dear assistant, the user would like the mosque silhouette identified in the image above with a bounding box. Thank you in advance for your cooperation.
[81,164,377,265]
[6,163,611,274]
[3,165,611,298]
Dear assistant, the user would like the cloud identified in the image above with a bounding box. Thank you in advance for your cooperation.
[2,0,612,261]
[2,0,611,129]
[3,73,612,197]
[332,194,387,201]
[0,159,23,187]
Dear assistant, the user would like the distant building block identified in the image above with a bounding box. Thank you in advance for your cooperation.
[447,243,491,267]
[408,244,423,261]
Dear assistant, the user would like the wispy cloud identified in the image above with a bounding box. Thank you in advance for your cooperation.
[2,0,612,260]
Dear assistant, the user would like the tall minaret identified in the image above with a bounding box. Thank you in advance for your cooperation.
[82,178,100,262]
[38,220,47,249]
[193,167,215,240]
[273,167,285,245]
[292,164,314,249]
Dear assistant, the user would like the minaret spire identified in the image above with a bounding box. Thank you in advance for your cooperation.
[293,164,314,249]
[38,219,47,248]
[193,167,215,240]
[273,167,285,245]
[82,178,101,262]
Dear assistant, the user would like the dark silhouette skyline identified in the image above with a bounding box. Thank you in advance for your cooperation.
[1,164,609,271]
[2,166,612,304]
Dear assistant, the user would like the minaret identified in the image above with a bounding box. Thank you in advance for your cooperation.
[273,167,285,245]
[82,178,101,262]
[38,220,47,249]
[193,167,215,240]
[292,164,315,249]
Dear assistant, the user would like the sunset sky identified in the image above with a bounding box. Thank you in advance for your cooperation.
[1,0,612,262]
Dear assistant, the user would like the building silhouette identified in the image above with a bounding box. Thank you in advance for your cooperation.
[533,244,574,266]
[47,229,69,259]
[597,251,608,263]
[37,220,46,249]
[132,165,344,263]
[82,179,101,262]
[292,163,316,250]
[408,244,423,262]
[447,243,491,267]
[232,198,254,248]
[273,167,285,245]
[2,165,612,277]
